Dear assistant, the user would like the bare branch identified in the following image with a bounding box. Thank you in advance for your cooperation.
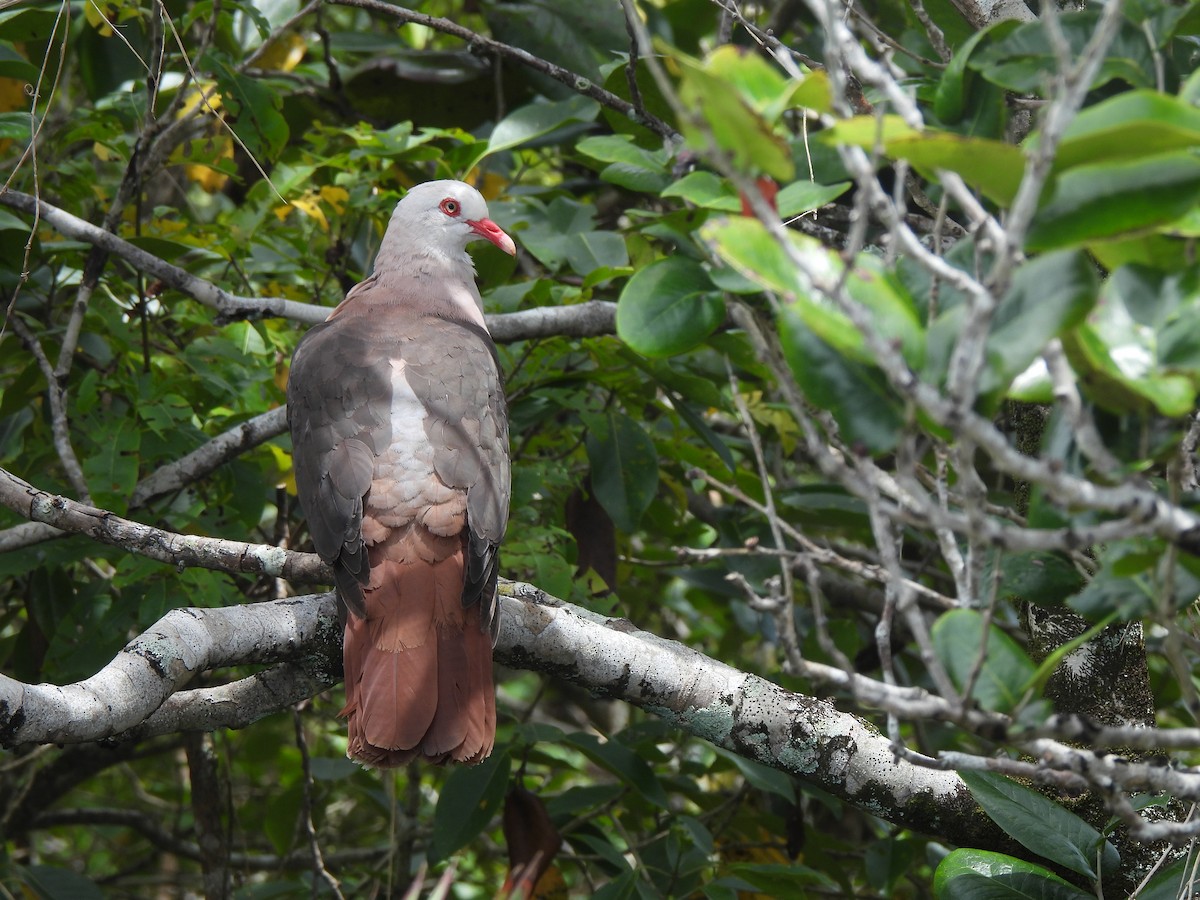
[0,189,330,324]
[0,466,329,584]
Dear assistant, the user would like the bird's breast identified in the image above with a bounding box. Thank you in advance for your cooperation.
[361,357,467,544]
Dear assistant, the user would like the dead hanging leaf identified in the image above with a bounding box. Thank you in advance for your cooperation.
[501,786,561,899]
[565,482,617,592]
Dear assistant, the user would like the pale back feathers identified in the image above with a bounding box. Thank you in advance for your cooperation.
[287,180,513,766]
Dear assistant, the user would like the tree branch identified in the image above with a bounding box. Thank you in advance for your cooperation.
[0,584,1003,849]
[0,466,329,584]
[329,0,678,141]
[0,188,329,324]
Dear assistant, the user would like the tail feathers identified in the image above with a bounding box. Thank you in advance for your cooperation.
[341,531,495,768]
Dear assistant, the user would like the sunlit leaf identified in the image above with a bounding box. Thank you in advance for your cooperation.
[959,770,1120,880]
[933,849,1092,899]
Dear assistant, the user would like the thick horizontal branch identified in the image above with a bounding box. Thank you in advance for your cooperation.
[0,583,1002,847]
[330,0,678,140]
[0,592,339,745]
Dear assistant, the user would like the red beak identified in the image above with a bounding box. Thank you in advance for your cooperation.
[468,217,517,256]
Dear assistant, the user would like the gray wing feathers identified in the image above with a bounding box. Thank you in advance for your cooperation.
[288,317,393,619]
[405,321,510,639]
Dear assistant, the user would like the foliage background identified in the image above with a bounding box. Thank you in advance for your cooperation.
[3,0,1200,897]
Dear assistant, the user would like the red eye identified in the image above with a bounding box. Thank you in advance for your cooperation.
[439,198,461,216]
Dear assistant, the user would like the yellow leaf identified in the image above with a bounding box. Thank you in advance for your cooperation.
[93,141,116,162]
[462,169,508,200]
[184,134,234,193]
[255,33,307,72]
[178,84,222,119]
[85,0,116,36]
[285,191,333,231]
[319,185,349,214]
[0,76,27,113]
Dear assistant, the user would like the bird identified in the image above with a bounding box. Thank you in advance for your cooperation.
[287,180,514,767]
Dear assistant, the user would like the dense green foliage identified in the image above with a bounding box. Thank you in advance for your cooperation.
[5,0,1200,897]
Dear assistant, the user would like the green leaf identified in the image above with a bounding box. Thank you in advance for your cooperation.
[972,10,1155,94]
[566,732,669,807]
[979,250,1098,398]
[1052,90,1200,172]
[1066,264,1200,416]
[19,864,105,900]
[676,52,794,180]
[663,171,743,211]
[617,257,724,357]
[706,218,923,366]
[1138,856,1197,900]
[775,179,850,218]
[202,50,289,159]
[933,21,1021,124]
[584,411,659,532]
[726,863,839,893]
[712,746,796,802]
[931,610,1035,713]
[487,94,599,155]
[429,750,511,863]
[959,770,1120,880]
[778,307,904,454]
[700,45,800,122]
[997,551,1086,606]
[821,116,1024,204]
[577,134,670,192]
[83,416,141,514]
[933,849,1092,899]
[1027,152,1200,252]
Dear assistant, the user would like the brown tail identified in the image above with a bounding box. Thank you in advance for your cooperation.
[340,526,496,767]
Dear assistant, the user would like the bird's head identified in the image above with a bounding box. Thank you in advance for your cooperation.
[380,180,516,269]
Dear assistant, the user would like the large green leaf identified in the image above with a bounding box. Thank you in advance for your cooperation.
[971,10,1155,94]
[566,732,669,807]
[19,864,106,900]
[429,750,511,863]
[676,51,794,180]
[1067,263,1200,416]
[933,20,1021,125]
[931,610,1036,713]
[933,849,1092,899]
[617,257,724,357]
[705,217,924,366]
[1052,90,1200,172]
[82,416,141,514]
[1027,152,1200,252]
[487,94,599,155]
[775,179,851,218]
[576,134,671,193]
[959,770,1120,880]
[778,307,904,454]
[821,116,1024,204]
[978,250,1098,398]
[584,411,659,532]
[202,50,289,160]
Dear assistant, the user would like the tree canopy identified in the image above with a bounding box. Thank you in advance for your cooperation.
[4,0,1200,897]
